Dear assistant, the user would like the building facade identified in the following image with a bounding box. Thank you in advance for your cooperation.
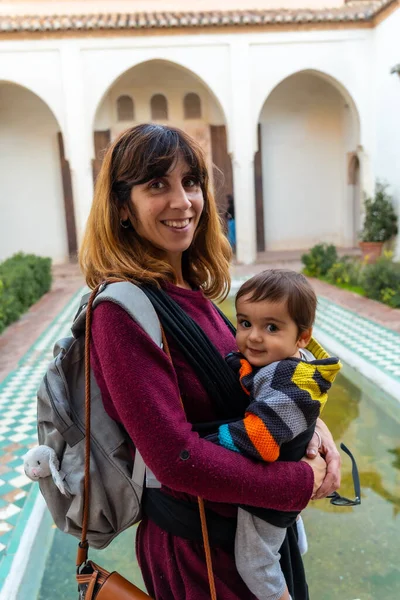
[0,0,399,264]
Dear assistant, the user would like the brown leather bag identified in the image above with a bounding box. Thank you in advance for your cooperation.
[75,281,217,599]
[77,561,150,599]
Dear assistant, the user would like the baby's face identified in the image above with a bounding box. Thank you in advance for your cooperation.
[235,294,308,368]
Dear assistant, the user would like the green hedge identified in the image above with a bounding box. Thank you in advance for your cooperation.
[301,243,338,278]
[361,254,400,308]
[0,253,52,334]
[301,245,400,309]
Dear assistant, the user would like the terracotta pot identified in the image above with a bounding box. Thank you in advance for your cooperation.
[359,241,384,263]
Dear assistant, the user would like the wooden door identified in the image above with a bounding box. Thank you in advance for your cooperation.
[57,133,78,259]
[210,125,234,218]
[254,124,265,252]
[93,130,111,185]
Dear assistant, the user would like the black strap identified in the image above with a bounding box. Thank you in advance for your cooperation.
[141,286,248,420]
[144,488,237,546]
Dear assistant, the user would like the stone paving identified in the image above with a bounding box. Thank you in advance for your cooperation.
[1,259,400,593]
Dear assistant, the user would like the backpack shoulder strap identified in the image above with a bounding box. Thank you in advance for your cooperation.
[72,281,162,348]
[72,281,162,490]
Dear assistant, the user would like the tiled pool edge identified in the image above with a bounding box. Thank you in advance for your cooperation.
[0,488,48,600]
[314,325,400,401]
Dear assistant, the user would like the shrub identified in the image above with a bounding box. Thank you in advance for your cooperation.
[360,181,398,242]
[361,253,400,308]
[0,253,52,334]
[301,243,338,278]
[326,256,362,288]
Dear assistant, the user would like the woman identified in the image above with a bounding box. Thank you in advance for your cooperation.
[79,124,340,599]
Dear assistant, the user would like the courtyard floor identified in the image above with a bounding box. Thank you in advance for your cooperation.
[1,259,400,597]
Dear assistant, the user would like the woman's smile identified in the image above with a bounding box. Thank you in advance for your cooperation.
[161,217,193,231]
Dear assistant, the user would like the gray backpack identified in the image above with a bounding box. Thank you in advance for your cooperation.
[37,281,161,549]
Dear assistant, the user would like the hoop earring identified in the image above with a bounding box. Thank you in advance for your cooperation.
[120,219,131,229]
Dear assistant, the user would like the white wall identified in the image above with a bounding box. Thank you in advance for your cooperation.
[373,8,400,257]
[0,83,68,262]
[260,72,351,250]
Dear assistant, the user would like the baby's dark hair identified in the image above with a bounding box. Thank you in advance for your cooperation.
[236,269,317,334]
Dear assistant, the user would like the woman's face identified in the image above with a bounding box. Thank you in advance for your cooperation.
[121,155,204,264]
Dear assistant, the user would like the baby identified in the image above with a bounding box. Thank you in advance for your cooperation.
[209,269,341,600]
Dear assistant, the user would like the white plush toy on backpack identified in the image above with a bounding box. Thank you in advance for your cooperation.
[23,445,69,497]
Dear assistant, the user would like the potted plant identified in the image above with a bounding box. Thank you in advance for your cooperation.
[359,181,398,263]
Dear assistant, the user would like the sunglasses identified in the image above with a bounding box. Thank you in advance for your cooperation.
[327,443,361,507]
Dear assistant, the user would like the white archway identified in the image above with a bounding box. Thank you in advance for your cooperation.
[255,70,361,252]
[89,56,231,150]
[92,59,234,215]
[0,81,74,262]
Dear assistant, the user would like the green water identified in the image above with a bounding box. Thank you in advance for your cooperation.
[36,303,400,599]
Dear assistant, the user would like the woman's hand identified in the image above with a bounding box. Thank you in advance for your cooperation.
[306,418,341,499]
[301,453,327,497]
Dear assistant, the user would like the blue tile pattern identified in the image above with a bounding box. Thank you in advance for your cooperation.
[316,296,400,381]
[0,287,85,562]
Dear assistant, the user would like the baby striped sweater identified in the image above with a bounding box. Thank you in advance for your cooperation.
[218,338,341,462]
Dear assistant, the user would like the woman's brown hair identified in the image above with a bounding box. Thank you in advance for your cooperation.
[79,124,232,299]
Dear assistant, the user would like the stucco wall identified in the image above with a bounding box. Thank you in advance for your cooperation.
[373,9,400,209]
[0,83,68,263]
[260,72,350,250]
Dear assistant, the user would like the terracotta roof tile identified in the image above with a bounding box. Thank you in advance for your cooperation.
[0,1,394,33]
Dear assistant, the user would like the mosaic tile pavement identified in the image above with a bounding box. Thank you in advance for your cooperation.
[0,287,84,564]
[316,296,400,382]
[0,285,400,584]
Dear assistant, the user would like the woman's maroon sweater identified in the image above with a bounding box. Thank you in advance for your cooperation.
[90,283,314,599]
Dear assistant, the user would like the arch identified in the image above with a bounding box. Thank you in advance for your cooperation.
[0,78,66,141]
[184,92,202,119]
[150,93,168,120]
[117,95,134,121]
[256,70,361,253]
[91,58,229,151]
[254,69,361,155]
[0,81,75,262]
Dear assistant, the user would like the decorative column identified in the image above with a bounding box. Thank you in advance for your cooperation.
[229,40,257,265]
[60,43,94,246]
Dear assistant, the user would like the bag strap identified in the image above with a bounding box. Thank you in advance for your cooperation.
[76,279,217,600]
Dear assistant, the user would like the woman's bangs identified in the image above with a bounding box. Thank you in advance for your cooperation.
[137,129,205,185]
[177,135,206,184]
